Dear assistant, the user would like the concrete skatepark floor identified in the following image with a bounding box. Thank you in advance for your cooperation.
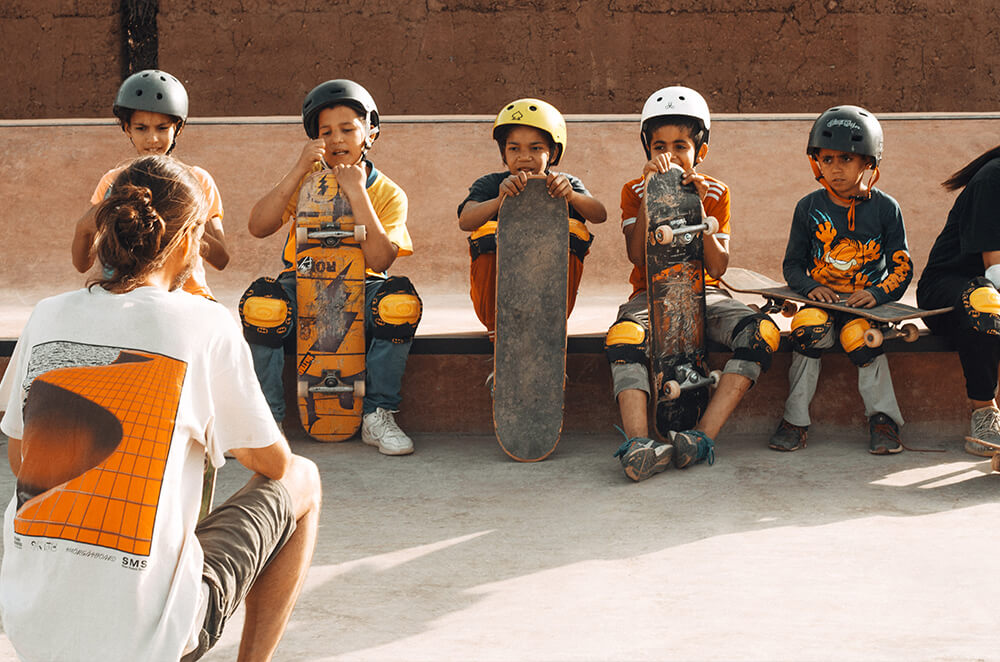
[0,429,997,661]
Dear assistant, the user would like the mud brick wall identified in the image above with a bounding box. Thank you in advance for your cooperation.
[2,1,998,119]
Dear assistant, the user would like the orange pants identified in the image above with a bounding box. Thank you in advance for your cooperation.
[470,253,586,334]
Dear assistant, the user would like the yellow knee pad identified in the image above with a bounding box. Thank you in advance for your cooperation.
[370,277,422,343]
[605,319,647,365]
[840,317,882,366]
[239,277,293,347]
[789,307,831,357]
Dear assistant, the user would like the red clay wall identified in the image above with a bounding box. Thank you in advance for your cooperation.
[2,2,998,119]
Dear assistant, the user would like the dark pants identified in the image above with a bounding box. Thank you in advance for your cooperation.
[918,274,1000,401]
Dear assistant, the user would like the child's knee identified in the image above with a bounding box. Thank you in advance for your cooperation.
[790,307,833,357]
[730,312,780,373]
[839,318,883,367]
[369,277,422,343]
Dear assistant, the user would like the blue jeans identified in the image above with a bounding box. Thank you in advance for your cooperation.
[249,271,415,421]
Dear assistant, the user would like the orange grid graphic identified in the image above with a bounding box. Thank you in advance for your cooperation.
[14,350,186,556]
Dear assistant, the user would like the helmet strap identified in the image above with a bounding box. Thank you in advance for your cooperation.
[810,158,878,232]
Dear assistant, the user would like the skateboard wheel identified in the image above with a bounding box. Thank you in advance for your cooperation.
[354,380,366,397]
[295,226,309,245]
[354,225,367,242]
[992,454,1000,473]
[703,216,719,235]
[900,323,919,342]
[863,327,884,348]
[780,301,797,317]
[709,370,722,387]
[297,380,310,398]
[664,380,681,400]
[654,225,673,245]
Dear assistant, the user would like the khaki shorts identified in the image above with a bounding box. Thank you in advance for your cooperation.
[181,475,296,661]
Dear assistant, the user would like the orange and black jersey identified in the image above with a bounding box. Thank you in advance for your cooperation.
[783,188,912,305]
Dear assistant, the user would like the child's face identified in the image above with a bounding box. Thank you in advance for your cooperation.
[813,148,873,198]
[647,124,705,170]
[502,126,553,175]
[316,105,368,167]
[124,110,180,156]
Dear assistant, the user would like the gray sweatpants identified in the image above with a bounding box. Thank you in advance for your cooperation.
[610,287,762,397]
[782,318,904,428]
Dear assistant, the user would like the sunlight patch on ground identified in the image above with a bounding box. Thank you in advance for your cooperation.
[870,460,990,488]
[304,530,495,588]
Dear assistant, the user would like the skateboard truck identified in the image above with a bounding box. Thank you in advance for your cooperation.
[297,369,366,398]
[653,216,720,246]
[663,364,722,400]
[296,222,367,247]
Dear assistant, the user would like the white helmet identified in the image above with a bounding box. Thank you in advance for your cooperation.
[640,86,711,158]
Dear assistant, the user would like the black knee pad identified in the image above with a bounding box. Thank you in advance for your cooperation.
[961,277,1000,337]
[240,277,293,348]
[731,312,780,372]
[789,307,832,358]
[370,276,422,343]
[605,318,647,365]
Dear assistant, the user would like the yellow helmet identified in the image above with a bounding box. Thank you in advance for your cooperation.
[493,98,567,166]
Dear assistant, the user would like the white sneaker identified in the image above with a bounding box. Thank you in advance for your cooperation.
[362,408,414,456]
[966,405,1000,457]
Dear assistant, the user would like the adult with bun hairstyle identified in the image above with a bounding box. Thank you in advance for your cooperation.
[0,155,321,661]
[917,145,1000,457]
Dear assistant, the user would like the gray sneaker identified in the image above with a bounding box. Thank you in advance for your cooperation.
[768,419,808,452]
[965,406,1000,457]
[614,436,673,482]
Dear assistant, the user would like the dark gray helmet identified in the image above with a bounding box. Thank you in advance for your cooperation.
[301,79,380,144]
[807,105,883,165]
[113,70,189,124]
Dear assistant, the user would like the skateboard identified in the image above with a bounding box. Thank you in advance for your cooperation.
[294,169,368,442]
[720,267,953,347]
[493,176,569,461]
[644,167,721,439]
[964,438,1000,472]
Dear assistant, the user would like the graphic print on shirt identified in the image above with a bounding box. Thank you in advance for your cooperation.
[15,341,186,556]
[807,211,885,293]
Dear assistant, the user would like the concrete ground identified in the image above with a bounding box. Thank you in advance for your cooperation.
[0,428,998,661]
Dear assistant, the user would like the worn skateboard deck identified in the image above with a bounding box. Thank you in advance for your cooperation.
[721,267,952,345]
[294,169,367,442]
[494,177,568,461]
[645,167,716,438]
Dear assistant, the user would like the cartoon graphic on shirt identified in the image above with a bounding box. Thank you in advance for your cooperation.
[14,341,186,556]
[808,214,883,293]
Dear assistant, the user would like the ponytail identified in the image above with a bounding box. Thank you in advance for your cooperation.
[943,144,1000,191]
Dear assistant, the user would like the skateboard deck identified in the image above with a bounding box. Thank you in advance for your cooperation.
[294,169,367,442]
[645,167,719,438]
[966,438,1000,472]
[494,177,569,461]
[721,267,953,346]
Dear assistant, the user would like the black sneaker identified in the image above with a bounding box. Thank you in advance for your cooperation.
[614,437,673,482]
[768,419,808,452]
[869,413,903,455]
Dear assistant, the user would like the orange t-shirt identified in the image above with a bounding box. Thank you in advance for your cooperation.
[619,173,732,296]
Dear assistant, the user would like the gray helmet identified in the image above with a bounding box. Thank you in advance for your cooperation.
[301,79,380,144]
[113,70,189,124]
[807,105,883,166]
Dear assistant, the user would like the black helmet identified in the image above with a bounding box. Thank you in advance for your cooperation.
[807,105,883,166]
[113,70,189,124]
[301,79,380,144]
